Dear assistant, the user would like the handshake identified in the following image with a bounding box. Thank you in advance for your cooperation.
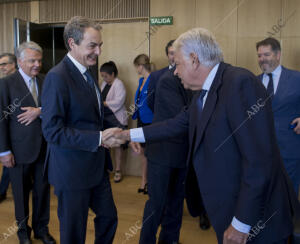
[101,128,141,153]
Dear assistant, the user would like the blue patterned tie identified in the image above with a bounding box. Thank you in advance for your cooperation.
[197,89,207,119]
[267,73,274,99]
[84,70,101,113]
[84,70,96,89]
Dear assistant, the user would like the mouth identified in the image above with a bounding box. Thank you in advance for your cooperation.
[88,55,98,62]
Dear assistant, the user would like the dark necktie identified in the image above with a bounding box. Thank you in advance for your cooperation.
[197,89,208,119]
[267,73,274,98]
[84,70,101,112]
[84,70,96,89]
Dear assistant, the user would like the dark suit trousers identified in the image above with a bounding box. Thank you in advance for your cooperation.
[0,166,10,195]
[9,152,50,240]
[55,172,117,244]
[283,158,300,196]
[139,161,186,244]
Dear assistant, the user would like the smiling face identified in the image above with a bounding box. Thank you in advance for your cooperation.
[68,27,103,67]
[17,48,42,77]
[257,45,281,74]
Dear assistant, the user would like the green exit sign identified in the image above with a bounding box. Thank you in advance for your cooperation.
[150,16,173,26]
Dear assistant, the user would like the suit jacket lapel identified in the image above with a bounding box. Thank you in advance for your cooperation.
[64,56,101,118]
[15,71,37,107]
[36,75,43,107]
[192,62,228,153]
[272,66,290,111]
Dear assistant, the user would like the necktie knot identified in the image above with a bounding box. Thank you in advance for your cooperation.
[199,89,207,100]
[84,70,95,88]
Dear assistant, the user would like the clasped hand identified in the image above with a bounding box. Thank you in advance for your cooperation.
[101,128,127,148]
[101,128,142,154]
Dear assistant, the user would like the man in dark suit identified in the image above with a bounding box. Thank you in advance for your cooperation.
[0,52,17,203]
[114,28,299,244]
[135,66,193,244]
[147,40,175,112]
[0,42,55,244]
[41,16,122,244]
[256,37,300,196]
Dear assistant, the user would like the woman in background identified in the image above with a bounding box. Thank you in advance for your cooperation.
[132,54,154,194]
[100,61,128,183]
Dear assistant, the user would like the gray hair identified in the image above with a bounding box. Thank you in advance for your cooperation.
[64,16,102,51]
[16,41,43,60]
[174,28,223,67]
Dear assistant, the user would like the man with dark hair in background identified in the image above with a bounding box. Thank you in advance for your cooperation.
[0,53,17,77]
[257,37,300,197]
[0,43,55,244]
[135,60,193,243]
[0,52,17,203]
[147,40,176,112]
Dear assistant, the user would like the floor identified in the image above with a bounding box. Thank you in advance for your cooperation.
[0,166,218,244]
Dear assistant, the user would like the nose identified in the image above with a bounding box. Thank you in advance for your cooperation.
[95,45,101,56]
[34,60,41,66]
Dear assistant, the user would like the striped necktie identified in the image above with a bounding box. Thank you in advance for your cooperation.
[29,78,38,106]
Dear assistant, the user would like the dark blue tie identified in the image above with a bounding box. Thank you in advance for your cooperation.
[84,70,101,113]
[84,70,96,89]
[267,73,274,98]
[197,89,207,119]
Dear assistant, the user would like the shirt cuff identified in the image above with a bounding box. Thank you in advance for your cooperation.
[231,217,251,234]
[99,131,102,146]
[0,150,12,157]
[130,128,145,143]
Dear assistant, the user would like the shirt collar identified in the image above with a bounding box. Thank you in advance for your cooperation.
[67,53,87,75]
[18,68,34,83]
[202,63,220,92]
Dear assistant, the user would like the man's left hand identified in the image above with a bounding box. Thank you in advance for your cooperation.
[17,107,41,126]
[223,225,248,244]
[292,118,300,134]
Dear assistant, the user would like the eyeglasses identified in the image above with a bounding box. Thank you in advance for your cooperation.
[0,62,13,67]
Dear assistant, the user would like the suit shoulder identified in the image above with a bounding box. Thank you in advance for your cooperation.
[0,72,20,86]
[45,61,68,82]
[224,65,258,85]
[282,66,300,78]
[156,70,180,93]
[150,66,168,79]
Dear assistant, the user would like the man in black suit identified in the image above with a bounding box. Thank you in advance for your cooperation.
[41,16,123,244]
[0,42,55,244]
[114,28,299,244]
[147,40,175,112]
[134,66,193,244]
[0,52,17,203]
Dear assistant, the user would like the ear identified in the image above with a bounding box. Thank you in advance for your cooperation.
[276,50,281,60]
[190,53,200,68]
[68,38,76,50]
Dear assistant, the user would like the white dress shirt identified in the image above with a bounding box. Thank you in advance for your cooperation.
[129,63,251,234]
[261,65,282,94]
